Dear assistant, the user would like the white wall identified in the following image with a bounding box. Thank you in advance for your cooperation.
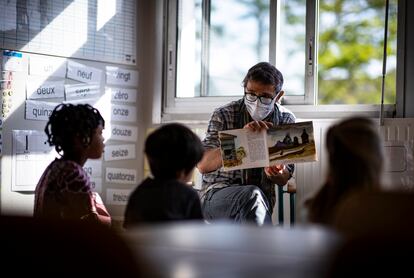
[0,54,142,220]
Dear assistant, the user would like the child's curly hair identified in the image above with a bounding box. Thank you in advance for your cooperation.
[45,103,105,154]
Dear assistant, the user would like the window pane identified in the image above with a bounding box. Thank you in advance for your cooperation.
[318,0,397,104]
[276,0,306,96]
[177,0,202,98]
[208,0,270,96]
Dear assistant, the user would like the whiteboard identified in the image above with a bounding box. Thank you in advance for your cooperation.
[0,0,136,65]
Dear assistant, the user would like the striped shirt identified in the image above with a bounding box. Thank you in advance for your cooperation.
[201,98,296,197]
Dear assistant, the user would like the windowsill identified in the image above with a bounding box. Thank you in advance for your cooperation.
[161,97,396,123]
[286,104,395,119]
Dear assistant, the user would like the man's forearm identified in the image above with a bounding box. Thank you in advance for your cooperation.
[197,148,222,173]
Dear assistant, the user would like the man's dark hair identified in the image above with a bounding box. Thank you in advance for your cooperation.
[242,62,284,93]
[45,103,105,154]
[145,123,204,180]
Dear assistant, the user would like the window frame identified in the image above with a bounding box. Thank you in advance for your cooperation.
[162,0,402,122]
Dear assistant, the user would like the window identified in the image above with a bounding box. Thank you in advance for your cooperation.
[164,0,398,116]
[317,0,398,105]
[175,0,270,98]
[275,0,306,98]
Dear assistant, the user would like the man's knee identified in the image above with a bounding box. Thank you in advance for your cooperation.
[242,186,271,225]
[244,186,266,202]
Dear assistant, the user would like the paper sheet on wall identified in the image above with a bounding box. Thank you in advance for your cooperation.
[2,50,25,72]
[64,83,101,101]
[83,159,103,178]
[90,177,103,193]
[106,189,131,206]
[110,103,136,122]
[109,124,138,142]
[1,71,18,120]
[12,130,57,191]
[106,66,138,86]
[25,100,60,121]
[29,54,67,78]
[26,76,65,99]
[105,167,137,184]
[107,87,137,103]
[104,144,136,161]
[67,60,102,83]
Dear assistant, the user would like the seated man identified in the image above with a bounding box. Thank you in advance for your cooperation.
[197,62,295,225]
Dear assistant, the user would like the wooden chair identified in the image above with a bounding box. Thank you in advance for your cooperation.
[277,181,297,225]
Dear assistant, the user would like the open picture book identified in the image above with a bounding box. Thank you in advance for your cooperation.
[219,121,317,171]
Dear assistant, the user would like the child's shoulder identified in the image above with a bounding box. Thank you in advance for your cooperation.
[48,159,87,180]
[51,158,81,167]
[170,180,199,196]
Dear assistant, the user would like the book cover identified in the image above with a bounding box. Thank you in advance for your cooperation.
[219,121,317,171]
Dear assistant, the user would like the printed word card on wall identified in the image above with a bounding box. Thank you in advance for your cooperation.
[84,159,103,193]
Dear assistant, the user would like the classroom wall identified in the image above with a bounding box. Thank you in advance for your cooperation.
[0,1,146,224]
[0,57,144,220]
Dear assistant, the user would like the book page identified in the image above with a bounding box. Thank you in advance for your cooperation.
[266,121,317,165]
[219,129,268,171]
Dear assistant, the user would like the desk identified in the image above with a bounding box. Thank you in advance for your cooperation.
[124,222,341,278]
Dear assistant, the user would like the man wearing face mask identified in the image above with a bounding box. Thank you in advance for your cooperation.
[197,62,295,226]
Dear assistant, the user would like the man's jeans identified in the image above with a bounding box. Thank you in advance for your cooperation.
[202,185,272,226]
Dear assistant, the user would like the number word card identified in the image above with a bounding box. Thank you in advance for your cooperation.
[106,66,138,86]
[105,167,137,184]
[111,104,136,122]
[26,77,65,99]
[106,189,131,206]
[110,124,138,142]
[25,100,59,121]
[104,144,136,161]
[67,60,102,83]
[107,87,137,103]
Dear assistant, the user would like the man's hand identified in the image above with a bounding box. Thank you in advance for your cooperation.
[197,148,222,174]
[243,121,273,132]
[264,164,291,186]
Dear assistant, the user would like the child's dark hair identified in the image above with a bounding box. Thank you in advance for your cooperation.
[45,103,105,154]
[145,123,204,180]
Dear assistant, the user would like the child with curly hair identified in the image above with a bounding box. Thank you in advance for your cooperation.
[34,103,111,226]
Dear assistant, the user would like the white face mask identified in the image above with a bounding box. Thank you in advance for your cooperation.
[245,97,277,121]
